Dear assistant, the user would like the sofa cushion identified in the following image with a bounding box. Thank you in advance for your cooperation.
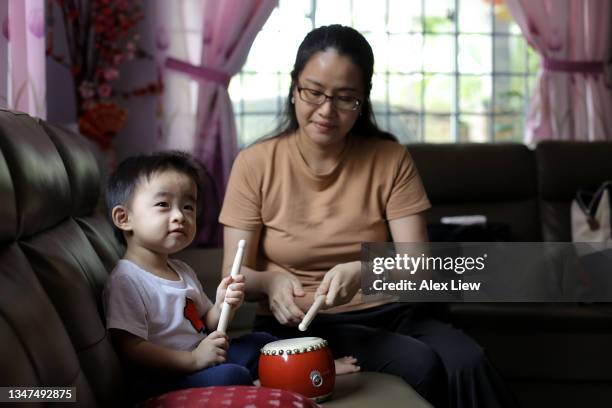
[409,143,541,241]
[465,328,612,382]
[0,245,99,406]
[0,146,16,245]
[408,143,537,202]
[41,121,101,217]
[448,303,612,331]
[0,110,71,238]
[327,372,432,407]
[40,119,125,271]
[20,220,125,406]
[537,141,612,201]
[424,200,540,241]
[76,215,124,272]
[448,303,612,381]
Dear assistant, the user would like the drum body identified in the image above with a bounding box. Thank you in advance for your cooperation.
[259,337,335,402]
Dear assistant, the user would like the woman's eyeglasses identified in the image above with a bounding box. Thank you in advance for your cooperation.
[296,86,362,111]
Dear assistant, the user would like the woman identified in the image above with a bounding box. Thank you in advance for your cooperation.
[220,25,517,408]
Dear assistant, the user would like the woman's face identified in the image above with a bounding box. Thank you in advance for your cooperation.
[293,49,364,146]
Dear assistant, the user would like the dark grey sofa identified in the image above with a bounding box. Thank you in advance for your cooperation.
[409,142,612,408]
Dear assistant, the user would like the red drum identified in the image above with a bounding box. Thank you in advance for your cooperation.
[259,337,335,402]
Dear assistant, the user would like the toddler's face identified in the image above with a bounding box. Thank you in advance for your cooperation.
[127,170,197,254]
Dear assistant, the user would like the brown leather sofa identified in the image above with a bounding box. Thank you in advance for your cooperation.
[2,108,611,407]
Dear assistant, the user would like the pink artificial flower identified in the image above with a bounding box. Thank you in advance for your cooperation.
[98,83,112,98]
[103,68,119,81]
[79,81,95,99]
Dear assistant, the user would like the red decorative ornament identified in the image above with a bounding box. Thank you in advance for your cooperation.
[78,102,127,150]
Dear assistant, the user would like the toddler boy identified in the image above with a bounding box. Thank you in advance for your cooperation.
[103,151,275,399]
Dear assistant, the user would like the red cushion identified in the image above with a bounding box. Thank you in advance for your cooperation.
[141,386,321,408]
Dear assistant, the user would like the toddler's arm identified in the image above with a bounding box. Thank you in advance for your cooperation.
[110,329,228,373]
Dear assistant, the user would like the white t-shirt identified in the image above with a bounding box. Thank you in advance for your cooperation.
[104,259,213,351]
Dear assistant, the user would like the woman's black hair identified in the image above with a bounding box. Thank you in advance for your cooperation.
[265,24,396,142]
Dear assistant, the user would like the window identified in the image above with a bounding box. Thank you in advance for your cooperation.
[230,0,539,146]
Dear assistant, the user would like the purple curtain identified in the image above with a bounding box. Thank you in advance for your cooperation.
[0,0,46,117]
[164,0,277,245]
[506,0,612,143]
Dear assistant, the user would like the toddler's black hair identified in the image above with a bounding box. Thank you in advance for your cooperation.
[106,151,203,245]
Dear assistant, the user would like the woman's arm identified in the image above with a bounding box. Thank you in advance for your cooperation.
[222,226,305,325]
[388,213,431,281]
[388,213,429,242]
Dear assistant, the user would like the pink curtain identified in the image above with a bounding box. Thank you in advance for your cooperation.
[0,0,46,117]
[506,0,612,143]
[164,0,277,245]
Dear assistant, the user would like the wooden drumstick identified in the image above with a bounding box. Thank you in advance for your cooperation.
[299,294,326,332]
[217,239,246,333]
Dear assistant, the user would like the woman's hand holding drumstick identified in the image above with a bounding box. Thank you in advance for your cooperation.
[298,294,326,332]
[299,261,362,331]
[316,261,362,307]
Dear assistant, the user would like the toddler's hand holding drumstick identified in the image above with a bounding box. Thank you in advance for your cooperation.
[217,240,246,333]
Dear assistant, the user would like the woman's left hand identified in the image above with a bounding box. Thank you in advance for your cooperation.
[316,261,361,308]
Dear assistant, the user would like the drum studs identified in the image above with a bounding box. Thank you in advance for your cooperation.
[310,370,323,388]
[260,339,328,356]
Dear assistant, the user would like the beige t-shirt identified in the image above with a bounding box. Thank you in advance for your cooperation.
[219,133,430,314]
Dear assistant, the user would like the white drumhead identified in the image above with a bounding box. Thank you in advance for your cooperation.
[261,337,328,355]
